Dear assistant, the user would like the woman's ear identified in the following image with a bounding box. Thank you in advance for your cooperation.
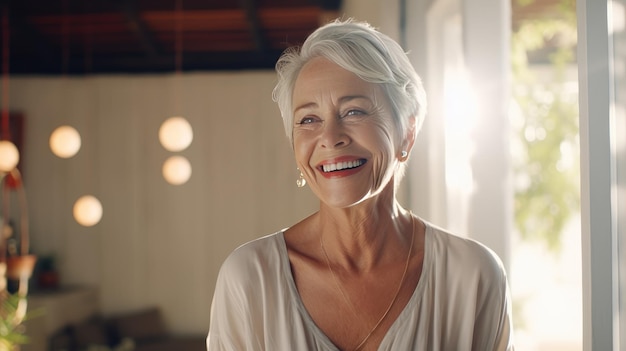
[399,116,417,161]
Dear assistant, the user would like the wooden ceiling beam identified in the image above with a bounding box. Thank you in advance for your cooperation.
[239,0,269,52]
[315,0,342,24]
[3,0,335,75]
[317,0,342,10]
[8,50,285,75]
[117,0,161,58]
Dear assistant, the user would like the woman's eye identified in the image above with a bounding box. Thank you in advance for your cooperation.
[342,109,366,118]
[296,117,317,125]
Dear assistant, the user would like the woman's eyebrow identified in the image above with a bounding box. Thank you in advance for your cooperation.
[293,95,373,114]
[293,102,318,115]
[338,95,373,104]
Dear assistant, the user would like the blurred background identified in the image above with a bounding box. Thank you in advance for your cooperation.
[0,0,594,350]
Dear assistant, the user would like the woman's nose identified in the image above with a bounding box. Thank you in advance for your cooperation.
[320,119,350,148]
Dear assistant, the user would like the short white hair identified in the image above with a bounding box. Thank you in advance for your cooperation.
[272,19,427,149]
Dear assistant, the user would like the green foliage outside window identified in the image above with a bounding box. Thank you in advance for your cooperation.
[511,0,579,251]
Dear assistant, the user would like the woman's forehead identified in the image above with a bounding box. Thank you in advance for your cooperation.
[292,57,385,108]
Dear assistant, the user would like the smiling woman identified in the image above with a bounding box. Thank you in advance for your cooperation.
[290,57,402,207]
[207,19,514,351]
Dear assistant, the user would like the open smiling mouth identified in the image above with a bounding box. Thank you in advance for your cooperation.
[320,159,367,173]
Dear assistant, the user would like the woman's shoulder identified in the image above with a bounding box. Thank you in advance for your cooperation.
[424,221,507,279]
[218,231,287,281]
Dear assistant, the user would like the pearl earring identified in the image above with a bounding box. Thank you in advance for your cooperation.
[401,150,408,158]
[296,171,307,188]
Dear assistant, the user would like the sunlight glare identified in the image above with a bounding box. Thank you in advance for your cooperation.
[610,1,625,34]
[443,69,476,191]
[443,68,476,234]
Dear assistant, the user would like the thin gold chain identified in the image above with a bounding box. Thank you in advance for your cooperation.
[320,214,416,351]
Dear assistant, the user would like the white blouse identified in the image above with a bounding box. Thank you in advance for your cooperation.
[207,221,514,350]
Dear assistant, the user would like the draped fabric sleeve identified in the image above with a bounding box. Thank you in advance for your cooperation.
[417,225,515,351]
[206,242,266,351]
[206,232,324,351]
[493,282,515,351]
[489,267,515,351]
[470,244,515,351]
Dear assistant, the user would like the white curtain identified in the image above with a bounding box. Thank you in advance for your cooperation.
[405,0,511,269]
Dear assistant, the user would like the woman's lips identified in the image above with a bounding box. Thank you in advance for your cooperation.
[316,158,367,179]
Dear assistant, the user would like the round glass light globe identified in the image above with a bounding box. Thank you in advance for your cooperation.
[159,116,193,152]
[163,155,192,185]
[0,140,19,172]
[73,195,103,227]
[50,125,81,158]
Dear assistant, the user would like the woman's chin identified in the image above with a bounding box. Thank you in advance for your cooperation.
[316,189,374,209]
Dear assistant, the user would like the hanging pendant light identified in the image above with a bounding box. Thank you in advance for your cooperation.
[73,195,102,227]
[0,140,18,172]
[0,5,18,174]
[62,3,102,228]
[158,0,194,154]
[50,125,81,158]
[162,155,191,185]
[159,0,193,186]
[159,116,192,152]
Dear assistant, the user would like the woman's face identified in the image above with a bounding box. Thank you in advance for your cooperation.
[292,57,402,208]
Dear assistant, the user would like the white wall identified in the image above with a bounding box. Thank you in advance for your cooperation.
[341,0,400,40]
[8,72,318,334]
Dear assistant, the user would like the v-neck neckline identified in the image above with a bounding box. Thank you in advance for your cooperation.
[277,221,433,350]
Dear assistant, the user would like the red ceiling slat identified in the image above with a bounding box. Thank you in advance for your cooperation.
[142,10,249,32]
[9,1,342,73]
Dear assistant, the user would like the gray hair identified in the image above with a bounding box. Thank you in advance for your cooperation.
[272,19,427,148]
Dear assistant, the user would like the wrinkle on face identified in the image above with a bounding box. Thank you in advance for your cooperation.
[291,57,402,208]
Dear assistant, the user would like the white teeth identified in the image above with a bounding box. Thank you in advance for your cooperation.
[322,159,364,172]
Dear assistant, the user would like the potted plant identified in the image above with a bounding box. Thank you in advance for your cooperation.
[2,169,37,294]
[0,290,30,351]
[0,169,39,350]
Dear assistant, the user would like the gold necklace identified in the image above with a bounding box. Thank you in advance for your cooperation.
[320,215,416,351]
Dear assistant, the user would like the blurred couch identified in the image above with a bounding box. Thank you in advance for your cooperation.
[49,307,206,351]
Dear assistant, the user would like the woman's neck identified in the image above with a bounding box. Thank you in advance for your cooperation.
[315,194,412,273]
